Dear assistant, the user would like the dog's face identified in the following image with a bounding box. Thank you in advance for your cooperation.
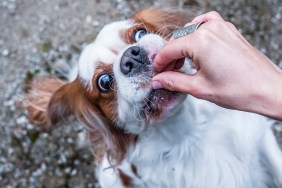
[77,10,189,133]
[45,8,193,161]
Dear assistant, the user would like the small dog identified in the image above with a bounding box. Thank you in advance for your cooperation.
[26,8,282,188]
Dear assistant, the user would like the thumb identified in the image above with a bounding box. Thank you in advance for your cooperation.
[151,71,198,94]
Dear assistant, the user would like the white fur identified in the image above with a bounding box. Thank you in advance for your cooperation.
[78,20,132,87]
[76,20,282,188]
[99,98,282,188]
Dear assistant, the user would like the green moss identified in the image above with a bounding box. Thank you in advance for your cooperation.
[183,0,199,6]
[27,131,40,143]
[66,53,72,61]
[85,33,97,43]
[11,134,21,147]
[44,63,52,73]
[41,41,52,52]
[23,69,40,92]
[25,69,40,81]
[70,44,80,53]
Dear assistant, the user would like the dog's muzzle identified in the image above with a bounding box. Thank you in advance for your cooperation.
[120,46,150,76]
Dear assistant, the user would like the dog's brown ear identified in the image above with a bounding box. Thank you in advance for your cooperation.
[25,78,66,130]
[132,8,195,39]
[25,77,81,130]
[47,84,72,125]
[47,79,81,125]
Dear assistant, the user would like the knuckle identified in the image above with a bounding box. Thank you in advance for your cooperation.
[226,21,234,27]
[226,21,236,30]
[195,29,214,48]
[166,76,176,91]
[211,20,225,29]
[209,11,220,16]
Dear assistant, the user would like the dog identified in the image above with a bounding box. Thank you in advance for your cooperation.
[26,8,282,188]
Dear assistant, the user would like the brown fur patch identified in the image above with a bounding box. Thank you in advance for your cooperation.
[121,23,150,44]
[25,77,66,130]
[118,169,133,188]
[131,164,140,178]
[47,78,81,125]
[130,8,195,41]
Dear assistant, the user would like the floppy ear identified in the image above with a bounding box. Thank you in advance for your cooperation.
[25,78,66,130]
[47,79,81,125]
[25,77,80,130]
[132,8,195,39]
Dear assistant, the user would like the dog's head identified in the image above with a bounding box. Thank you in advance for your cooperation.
[28,8,194,162]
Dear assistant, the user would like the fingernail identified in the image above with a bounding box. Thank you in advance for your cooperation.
[151,81,162,89]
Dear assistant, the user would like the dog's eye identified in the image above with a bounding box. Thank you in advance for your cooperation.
[97,74,113,93]
[133,29,147,42]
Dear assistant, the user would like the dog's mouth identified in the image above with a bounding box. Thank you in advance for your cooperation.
[142,89,182,119]
[137,53,184,119]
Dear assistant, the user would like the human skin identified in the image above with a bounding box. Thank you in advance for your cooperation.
[152,11,282,120]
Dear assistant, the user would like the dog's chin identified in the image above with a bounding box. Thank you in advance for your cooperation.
[142,89,186,122]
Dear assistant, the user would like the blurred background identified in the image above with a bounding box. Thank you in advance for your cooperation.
[0,0,281,187]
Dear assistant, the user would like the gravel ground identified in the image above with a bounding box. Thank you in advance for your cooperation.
[0,0,281,187]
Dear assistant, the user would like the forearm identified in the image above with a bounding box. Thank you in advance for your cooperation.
[248,72,282,120]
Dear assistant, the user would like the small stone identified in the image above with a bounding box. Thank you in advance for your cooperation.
[54,5,60,11]
[70,168,77,176]
[86,15,92,23]
[3,100,14,107]
[64,167,71,174]
[7,3,16,12]
[2,49,9,56]
[16,116,27,125]
[92,20,100,27]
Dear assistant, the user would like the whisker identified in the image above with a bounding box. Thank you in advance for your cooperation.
[129,99,146,122]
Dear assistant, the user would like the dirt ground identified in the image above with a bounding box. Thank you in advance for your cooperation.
[0,0,281,187]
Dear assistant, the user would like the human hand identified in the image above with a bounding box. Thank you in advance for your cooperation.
[152,11,282,119]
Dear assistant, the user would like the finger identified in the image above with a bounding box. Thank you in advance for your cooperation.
[161,58,185,72]
[192,11,224,22]
[162,60,176,72]
[154,33,197,72]
[151,71,198,94]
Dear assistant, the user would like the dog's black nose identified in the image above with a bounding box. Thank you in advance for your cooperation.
[120,46,149,76]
